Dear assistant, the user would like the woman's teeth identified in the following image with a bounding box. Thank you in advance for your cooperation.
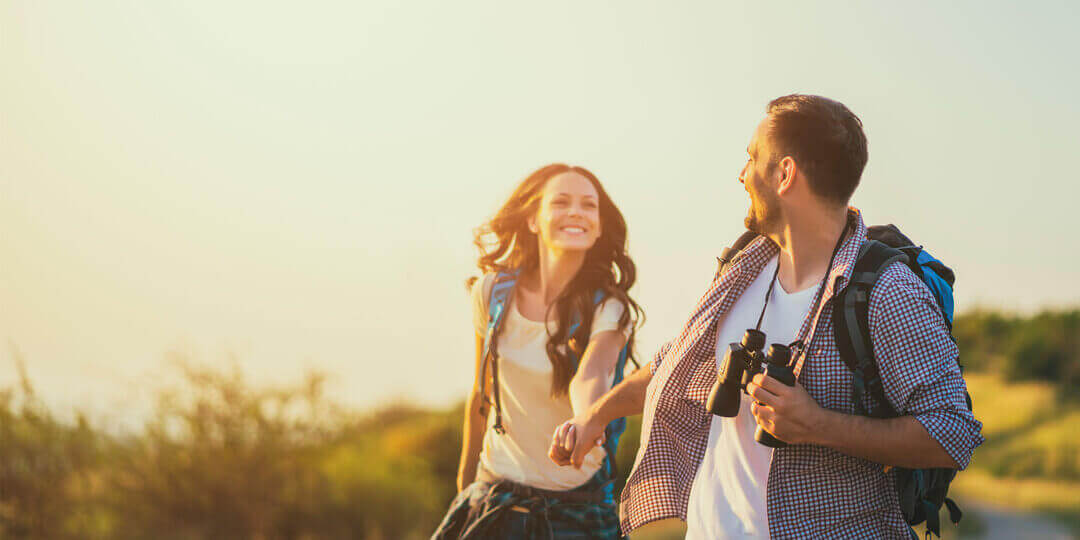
[561,226,586,234]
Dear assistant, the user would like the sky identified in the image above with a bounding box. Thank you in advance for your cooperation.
[2,1,1078,430]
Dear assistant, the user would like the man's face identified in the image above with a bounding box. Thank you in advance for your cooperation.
[739,118,782,235]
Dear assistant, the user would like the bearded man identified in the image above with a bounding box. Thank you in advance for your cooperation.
[550,94,983,539]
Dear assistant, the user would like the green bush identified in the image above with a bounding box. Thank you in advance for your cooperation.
[954,309,1079,394]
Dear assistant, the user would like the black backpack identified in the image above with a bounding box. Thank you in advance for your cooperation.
[717,225,972,539]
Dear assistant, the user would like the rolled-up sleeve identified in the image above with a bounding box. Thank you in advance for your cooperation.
[868,264,985,469]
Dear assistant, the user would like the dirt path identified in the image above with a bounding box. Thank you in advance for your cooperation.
[967,501,1072,540]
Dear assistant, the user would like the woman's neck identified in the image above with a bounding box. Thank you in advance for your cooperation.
[528,247,586,305]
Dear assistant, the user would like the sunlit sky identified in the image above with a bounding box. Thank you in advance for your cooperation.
[2,1,1077,430]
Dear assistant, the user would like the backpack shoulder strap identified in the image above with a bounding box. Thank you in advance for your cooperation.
[482,271,517,356]
[833,240,909,417]
[480,270,519,434]
[716,230,761,279]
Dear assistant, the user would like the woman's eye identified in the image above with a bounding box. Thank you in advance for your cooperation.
[551,199,567,207]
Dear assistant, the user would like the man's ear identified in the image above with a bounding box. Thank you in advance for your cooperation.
[776,156,797,196]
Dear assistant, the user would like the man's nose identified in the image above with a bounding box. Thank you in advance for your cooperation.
[738,163,748,184]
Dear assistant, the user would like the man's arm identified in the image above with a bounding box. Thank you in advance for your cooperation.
[866,266,984,469]
[748,265,983,469]
[748,375,958,468]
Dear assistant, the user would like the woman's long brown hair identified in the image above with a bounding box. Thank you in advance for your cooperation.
[468,164,643,398]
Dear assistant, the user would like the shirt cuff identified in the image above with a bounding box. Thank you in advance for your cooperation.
[912,409,985,469]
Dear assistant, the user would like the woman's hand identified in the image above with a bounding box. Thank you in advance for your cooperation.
[548,417,605,469]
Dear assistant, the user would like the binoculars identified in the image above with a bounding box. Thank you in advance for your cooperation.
[706,329,797,448]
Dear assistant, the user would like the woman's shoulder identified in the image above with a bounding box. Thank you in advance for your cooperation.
[470,272,503,316]
[592,290,628,311]
[590,291,631,331]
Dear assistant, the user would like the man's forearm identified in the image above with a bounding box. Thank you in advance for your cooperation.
[585,366,651,427]
[812,410,959,469]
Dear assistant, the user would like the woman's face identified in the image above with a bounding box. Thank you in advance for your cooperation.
[529,171,602,253]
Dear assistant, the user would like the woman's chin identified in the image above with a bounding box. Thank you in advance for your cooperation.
[546,239,595,253]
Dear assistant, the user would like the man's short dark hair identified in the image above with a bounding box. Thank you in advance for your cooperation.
[766,94,868,205]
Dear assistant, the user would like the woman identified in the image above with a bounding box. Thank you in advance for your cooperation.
[433,164,643,539]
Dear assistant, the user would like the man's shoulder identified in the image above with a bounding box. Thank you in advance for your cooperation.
[866,260,946,327]
[871,260,933,302]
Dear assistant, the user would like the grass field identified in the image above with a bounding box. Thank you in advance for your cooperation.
[952,373,1080,535]
[4,360,1076,538]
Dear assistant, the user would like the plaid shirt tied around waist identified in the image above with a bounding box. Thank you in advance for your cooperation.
[619,209,984,539]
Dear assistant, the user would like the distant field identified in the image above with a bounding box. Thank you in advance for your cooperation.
[953,373,1080,535]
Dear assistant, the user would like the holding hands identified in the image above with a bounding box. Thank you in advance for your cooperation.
[549,416,605,469]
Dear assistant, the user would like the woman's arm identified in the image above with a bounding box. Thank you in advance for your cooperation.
[568,330,627,418]
[549,329,628,468]
[456,332,489,492]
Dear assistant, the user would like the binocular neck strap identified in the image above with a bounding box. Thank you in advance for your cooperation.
[754,259,782,332]
[758,221,851,367]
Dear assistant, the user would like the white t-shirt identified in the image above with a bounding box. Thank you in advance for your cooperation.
[686,256,818,539]
[470,274,631,490]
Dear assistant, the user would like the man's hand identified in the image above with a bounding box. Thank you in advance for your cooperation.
[746,372,827,445]
[549,417,605,469]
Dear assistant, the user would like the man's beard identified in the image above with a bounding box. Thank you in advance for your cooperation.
[744,190,781,235]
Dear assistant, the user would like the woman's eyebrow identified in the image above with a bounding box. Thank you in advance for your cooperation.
[552,192,597,200]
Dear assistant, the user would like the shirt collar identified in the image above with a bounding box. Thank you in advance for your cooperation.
[823,207,868,301]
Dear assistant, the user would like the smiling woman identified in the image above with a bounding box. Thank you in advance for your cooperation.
[432,164,644,539]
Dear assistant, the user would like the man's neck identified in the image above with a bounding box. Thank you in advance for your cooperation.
[769,207,850,294]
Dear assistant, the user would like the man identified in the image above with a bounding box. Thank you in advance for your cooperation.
[550,94,984,538]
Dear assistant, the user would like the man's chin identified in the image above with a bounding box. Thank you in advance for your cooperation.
[744,215,761,234]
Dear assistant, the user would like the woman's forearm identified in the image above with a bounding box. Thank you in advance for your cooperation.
[568,331,627,418]
[569,373,610,419]
[456,392,489,491]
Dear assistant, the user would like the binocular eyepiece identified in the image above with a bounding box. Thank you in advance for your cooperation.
[705,330,797,448]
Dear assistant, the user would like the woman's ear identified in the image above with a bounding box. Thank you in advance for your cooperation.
[527,214,539,234]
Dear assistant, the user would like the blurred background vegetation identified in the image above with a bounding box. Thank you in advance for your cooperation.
[2,308,1077,539]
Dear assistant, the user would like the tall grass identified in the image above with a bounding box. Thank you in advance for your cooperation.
[1,359,458,539]
[2,307,1079,538]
